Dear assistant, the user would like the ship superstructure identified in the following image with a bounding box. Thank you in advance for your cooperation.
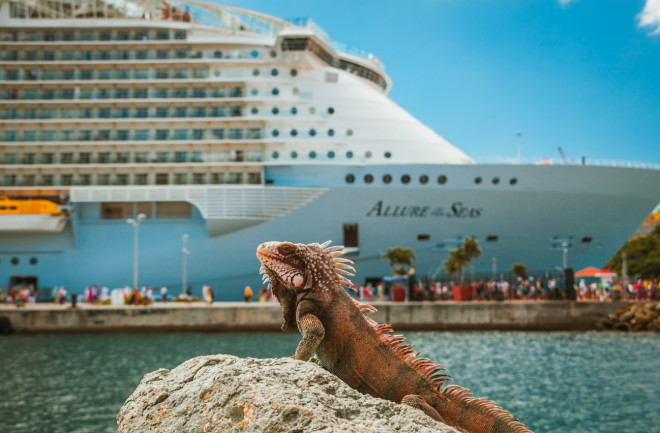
[1,0,659,298]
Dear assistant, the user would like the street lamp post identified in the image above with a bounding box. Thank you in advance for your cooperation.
[126,213,147,289]
[562,242,569,270]
[491,257,497,280]
[182,234,190,295]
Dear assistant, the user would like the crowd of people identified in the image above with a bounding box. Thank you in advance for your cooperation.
[2,277,657,306]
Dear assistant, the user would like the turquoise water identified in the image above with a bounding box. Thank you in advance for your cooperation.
[0,331,658,433]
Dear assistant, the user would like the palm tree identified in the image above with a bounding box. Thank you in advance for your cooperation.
[442,237,482,283]
[382,247,417,275]
[510,263,528,280]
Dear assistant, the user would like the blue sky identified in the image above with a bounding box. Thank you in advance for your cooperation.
[216,0,660,165]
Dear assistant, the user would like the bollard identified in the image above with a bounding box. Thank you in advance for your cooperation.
[71,293,77,308]
[564,268,576,301]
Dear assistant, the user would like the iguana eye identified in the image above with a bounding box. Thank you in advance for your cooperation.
[278,244,295,255]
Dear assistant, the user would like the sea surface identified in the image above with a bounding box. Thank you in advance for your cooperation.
[0,331,658,433]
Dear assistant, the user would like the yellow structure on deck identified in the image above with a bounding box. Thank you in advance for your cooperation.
[0,196,62,215]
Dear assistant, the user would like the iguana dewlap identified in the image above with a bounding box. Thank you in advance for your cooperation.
[257,241,532,433]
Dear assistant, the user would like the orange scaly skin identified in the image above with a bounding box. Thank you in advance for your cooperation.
[257,241,533,433]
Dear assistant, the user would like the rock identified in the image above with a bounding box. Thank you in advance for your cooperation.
[117,354,460,433]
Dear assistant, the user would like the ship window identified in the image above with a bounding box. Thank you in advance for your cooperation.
[272,88,280,96]
[156,173,169,185]
[419,175,429,184]
[251,50,259,58]
[251,107,259,115]
[438,175,447,184]
[328,129,335,136]
[310,107,316,114]
[291,107,298,115]
[401,174,411,184]
[290,129,298,137]
[100,202,132,219]
[272,129,279,137]
[309,129,317,136]
[272,107,279,115]
[486,235,499,242]
[365,151,372,158]
[291,151,298,159]
[510,178,518,185]
[474,177,482,184]
[11,258,19,266]
[252,68,260,76]
[328,151,335,158]
[343,224,359,248]
[272,151,279,159]
[492,177,500,185]
[156,202,192,219]
[309,151,317,159]
[213,50,222,59]
[581,237,593,244]
[345,174,355,184]
[364,174,374,184]
[270,50,277,58]
[417,234,431,241]
[383,174,392,184]
[346,151,353,159]
[291,69,298,77]
[328,107,335,114]
[251,89,258,96]
[384,152,392,158]
[271,68,279,76]
[347,129,354,136]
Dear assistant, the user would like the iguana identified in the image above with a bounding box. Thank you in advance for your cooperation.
[256,240,532,433]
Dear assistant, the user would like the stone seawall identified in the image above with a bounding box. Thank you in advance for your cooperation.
[0,301,629,333]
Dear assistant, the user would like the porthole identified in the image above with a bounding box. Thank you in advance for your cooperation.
[328,129,335,137]
[250,88,258,96]
[309,107,316,114]
[11,257,19,265]
[346,151,353,159]
[492,177,500,185]
[437,175,447,184]
[291,151,298,159]
[345,174,355,184]
[270,50,277,58]
[328,151,335,158]
[364,174,374,184]
[272,129,279,137]
[252,68,260,76]
[290,69,298,77]
[272,107,279,115]
[291,107,298,115]
[272,151,279,159]
[419,175,429,184]
[510,178,518,185]
[382,174,392,184]
[401,174,411,184]
[309,129,316,137]
[271,68,279,76]
[384,151,392,159]
[346,129,353,136]
[272,88,279,96]
[474,177,482,184]
[365,151,372,158]
[250,107,258,115]
[251,50,259,58]
[30,257,38,265]
[292,88,299,95]
[309,151,316,159]
[328,107,335,114]
[290,129,298,137]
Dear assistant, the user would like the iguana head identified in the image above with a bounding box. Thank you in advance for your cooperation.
[256,241,356,331]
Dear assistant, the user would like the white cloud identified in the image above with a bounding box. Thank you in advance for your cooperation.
[638,0,660,35]
[558,0,577,5]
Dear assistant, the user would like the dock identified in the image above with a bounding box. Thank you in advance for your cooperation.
[0,301,627,333]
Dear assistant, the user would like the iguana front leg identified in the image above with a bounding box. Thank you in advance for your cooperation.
[293,313,325,361]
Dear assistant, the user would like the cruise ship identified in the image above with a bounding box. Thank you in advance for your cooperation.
[1,0,659,300]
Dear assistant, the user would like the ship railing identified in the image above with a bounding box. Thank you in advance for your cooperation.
[286,17,384,71]
[476,157,660,171]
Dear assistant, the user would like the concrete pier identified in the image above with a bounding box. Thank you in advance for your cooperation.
[0,301,628,333]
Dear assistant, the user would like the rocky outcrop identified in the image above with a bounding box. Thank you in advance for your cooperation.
[118,354,459,433]
[604,301,660,332]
